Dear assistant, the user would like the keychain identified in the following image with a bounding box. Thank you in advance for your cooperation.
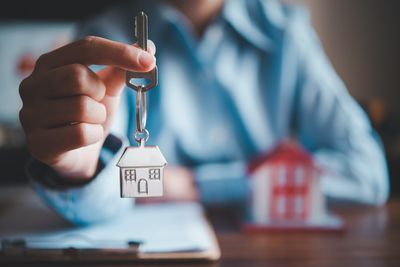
[117,12,167,198]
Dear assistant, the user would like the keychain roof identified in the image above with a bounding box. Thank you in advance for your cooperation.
[117,146,167,168]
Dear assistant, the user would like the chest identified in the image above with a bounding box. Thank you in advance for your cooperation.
[134,28,295,164]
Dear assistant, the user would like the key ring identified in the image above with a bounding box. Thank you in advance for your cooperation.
[134,128,149,146]
[135,86,149,146]
[135,86,147,132]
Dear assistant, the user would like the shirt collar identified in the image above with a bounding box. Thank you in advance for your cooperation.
[131,0,284,52]
[222,0,287,52]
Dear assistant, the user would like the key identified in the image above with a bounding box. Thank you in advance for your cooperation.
[126,11,158,92]
[135,11,148,51]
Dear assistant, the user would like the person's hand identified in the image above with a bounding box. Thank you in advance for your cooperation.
[19,36,156,181]
[137,166,199,204]
[163,166,199,202]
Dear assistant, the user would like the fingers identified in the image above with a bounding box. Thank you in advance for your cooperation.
[34,36,156,72]
[18,36,158,173]
[20,64,106,101]
[96,40,157,97]
[20,37,158,101]
[96,66,126,97]
[20,96,106,130]
[27,123,104,163]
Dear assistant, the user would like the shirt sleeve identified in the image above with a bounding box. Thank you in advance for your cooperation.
[290,10,389,205]
[27,89,132,226]
[28,134,133,226]
[194,161,249,206]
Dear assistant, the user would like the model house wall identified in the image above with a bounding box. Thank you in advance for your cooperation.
[120,167,164,197]
[248,141,326,226]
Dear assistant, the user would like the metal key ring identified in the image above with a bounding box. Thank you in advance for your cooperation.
[135,86,147,132]
[134,128,149,146]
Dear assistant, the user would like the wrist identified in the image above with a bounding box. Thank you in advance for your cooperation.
[50,142,103,181]
[27,156,105,190]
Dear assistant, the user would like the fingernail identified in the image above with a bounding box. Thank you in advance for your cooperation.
[138,51,154,68]
[147,40,156,55]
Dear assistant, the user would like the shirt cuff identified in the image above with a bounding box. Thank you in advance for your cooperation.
[27,134,133,225]
[194,161,249,206]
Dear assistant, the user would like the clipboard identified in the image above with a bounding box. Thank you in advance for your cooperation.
[0,219,220,263]
[0,188,221,263]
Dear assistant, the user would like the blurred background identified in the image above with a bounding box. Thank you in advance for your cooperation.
[0,0,399,196]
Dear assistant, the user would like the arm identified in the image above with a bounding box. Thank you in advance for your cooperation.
[291,11,389,205]
[194,161,249,206]
[20,37,157,225]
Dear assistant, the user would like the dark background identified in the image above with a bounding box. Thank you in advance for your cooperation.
[0,0,399,196]
[0,0,121,21]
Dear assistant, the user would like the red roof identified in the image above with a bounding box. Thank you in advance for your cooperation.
[248,140,315,174]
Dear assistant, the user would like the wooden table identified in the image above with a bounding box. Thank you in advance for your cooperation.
[4,198,400,267]
[209,199,400,267]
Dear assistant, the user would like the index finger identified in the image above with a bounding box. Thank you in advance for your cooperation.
[34,36,156,72]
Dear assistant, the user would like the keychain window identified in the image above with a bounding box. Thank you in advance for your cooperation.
[149,169,160,180]
[124,169,136,182]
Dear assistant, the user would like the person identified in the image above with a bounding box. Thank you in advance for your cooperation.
[19,0,389,225]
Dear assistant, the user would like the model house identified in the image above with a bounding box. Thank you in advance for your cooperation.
[117,146,167,198]
[247,140,325,227]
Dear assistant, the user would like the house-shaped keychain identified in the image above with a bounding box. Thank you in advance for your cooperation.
[117,146,167,198]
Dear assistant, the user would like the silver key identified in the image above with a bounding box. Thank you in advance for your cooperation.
[126,11,158,92]
[135,11,148,51]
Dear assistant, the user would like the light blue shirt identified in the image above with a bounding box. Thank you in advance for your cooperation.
[29,0,389,225]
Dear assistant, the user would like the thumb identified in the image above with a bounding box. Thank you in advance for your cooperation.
[97,40,156,97]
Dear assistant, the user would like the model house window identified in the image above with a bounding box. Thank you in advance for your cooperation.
[294,165,305,186]
[149,168,160,179]
[277,195,286,215]
[277,166,286,187]
[124,169,136,181]
[294,195,303,214]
